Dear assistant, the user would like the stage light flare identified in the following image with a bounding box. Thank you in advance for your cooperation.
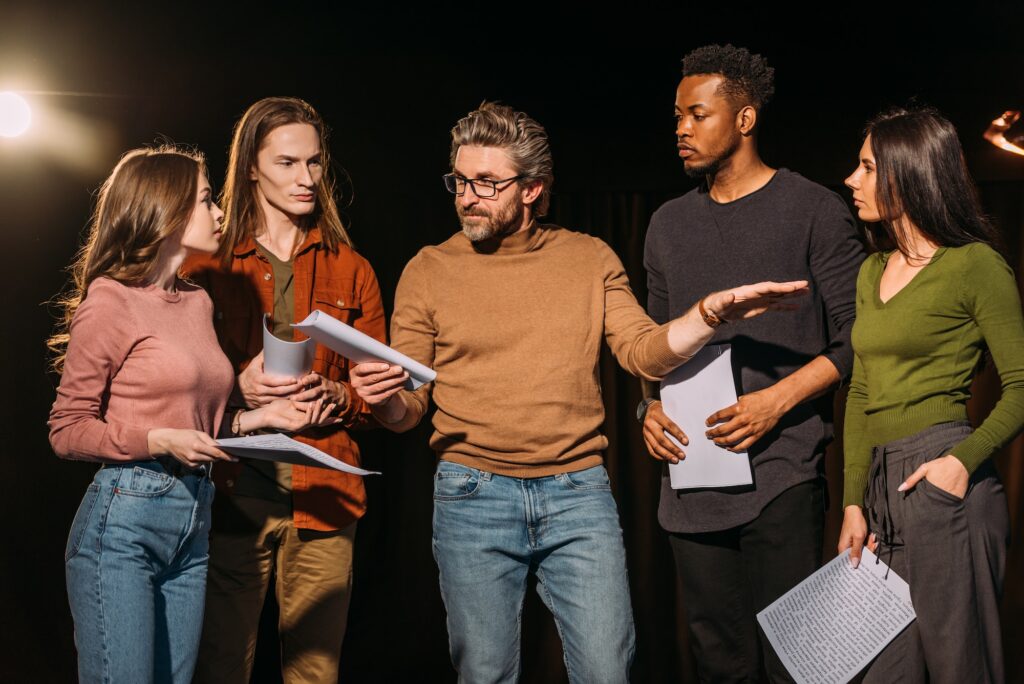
[0,91,31,137]
[983,110,1024,157]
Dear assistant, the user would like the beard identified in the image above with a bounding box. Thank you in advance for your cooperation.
[458,197,525,243]
[681,132,742,179]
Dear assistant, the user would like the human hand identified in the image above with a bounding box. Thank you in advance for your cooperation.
[701,280,809,322]
[704,387,787,452]
[898,454,969,499]
[837,505,876,568]
[350,363,409,407]
[147,428,235,466]
[237,351,306,408]
[291,373,349,409]
[642,401,688,464]
[243,397,342,434]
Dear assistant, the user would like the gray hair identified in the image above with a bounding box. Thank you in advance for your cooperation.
[449,102,554,217]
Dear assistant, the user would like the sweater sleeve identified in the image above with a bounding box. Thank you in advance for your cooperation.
[48,280,152,461]
[842,260,874,507]
[808,192,865,381]
[842,355,872,507]
[382,254,436,433]
[949,245,1024,471]
[597,238,690,381]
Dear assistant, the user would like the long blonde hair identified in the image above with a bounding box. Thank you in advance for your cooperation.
[217,97,352,265]
[48,146,205,373]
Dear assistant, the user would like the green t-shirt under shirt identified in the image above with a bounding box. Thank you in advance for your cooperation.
[234,244,296,502]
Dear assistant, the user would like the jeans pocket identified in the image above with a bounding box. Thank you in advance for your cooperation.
[559,465,612,491]
[433,462,483,501]
[117,464,176,498]
[65,484,101,562]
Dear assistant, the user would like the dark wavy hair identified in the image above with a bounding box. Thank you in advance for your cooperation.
[681,44,775,110]
[865,107,997,256]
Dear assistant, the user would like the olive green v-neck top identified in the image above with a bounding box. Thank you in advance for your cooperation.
[843,243,1024,506]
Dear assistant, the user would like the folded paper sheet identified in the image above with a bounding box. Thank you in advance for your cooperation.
[262,314,316,379]
[757,548,916,684]
[293,310,436,390]
[217,433,380,476]
[659,345,753,489]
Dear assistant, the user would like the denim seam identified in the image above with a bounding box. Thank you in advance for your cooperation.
[65,484,101,563]
[165,481,204,575]
[535,568,573,683]
[95,474,120,683]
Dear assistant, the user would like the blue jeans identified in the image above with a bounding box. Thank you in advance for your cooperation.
[432,462,635,684]
[65,460,214,683]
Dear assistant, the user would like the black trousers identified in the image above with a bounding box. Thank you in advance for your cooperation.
[861,422,1008,684]
[669,479,824,683]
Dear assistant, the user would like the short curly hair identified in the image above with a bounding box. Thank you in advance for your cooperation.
[681,44,775,110]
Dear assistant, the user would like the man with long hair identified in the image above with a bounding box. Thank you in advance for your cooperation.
[186,97,387,683]
[350,101,809,683]
[639,45,865,681]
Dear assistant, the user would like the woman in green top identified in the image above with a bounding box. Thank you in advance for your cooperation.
[838,107,1024,682]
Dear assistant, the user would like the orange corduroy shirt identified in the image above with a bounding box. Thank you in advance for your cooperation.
[184,228,386,531]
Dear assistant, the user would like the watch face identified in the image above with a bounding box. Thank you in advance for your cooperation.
[637,399,651,421]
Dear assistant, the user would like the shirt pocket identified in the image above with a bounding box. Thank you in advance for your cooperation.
[311,278,363,371]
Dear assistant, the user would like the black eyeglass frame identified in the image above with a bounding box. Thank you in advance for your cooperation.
[443,173,523,198]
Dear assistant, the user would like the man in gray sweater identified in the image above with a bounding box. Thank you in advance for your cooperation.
[639,44,865,681]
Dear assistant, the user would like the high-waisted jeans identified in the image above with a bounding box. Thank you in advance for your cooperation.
[65,458,214,683]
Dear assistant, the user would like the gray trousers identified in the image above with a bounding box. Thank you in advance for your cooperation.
[861,421,1009,684]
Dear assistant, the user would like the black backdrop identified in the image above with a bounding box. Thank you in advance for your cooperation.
[3,4,1024,682]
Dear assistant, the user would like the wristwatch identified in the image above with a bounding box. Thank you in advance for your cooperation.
[636,398,659,423]
[698,297,726,328]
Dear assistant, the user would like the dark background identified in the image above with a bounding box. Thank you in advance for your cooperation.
[3,3,1024,682]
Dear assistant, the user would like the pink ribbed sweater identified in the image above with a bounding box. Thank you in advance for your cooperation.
[49,277,234,462]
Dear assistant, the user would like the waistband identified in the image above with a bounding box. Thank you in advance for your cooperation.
[103,456,210,479]
[871,421,973,464]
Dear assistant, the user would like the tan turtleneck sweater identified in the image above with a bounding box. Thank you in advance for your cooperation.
[386,224,688,477]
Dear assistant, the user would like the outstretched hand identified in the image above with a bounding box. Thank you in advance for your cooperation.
[702,280,809,322]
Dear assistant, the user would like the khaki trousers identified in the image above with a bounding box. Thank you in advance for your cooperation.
[194,494,356,684]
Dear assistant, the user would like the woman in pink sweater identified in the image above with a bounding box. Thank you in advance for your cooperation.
[47,146,337,683]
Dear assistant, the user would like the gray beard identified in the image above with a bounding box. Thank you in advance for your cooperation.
[459,200,525,243]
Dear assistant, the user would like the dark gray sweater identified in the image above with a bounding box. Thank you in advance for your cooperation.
[644,169,864,533]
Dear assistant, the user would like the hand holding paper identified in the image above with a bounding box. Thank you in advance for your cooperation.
[659,345,753,489]
[292,310,436,390]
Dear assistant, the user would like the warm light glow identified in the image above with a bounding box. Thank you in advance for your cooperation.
[983,110,1024,157]
[0,91,32,137]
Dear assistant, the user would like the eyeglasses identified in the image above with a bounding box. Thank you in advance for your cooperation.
[443,173,522,198]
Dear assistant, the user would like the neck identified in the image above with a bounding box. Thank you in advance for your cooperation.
[706,145,775,203]
[895,220,939,264]
[150,248,186,292]
[256,195,306,261]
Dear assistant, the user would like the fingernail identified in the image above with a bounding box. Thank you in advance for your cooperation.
[897,483,907,492]
[682,437,689,445]
[851,556,859,569]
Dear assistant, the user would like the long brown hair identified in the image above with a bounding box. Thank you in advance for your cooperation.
[48,146,205,373]
[217,97,352,264]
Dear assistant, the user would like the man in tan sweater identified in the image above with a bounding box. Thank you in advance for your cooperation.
[350,102,806,683]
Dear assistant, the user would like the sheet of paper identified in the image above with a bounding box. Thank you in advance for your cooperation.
[756,548,916,684]
[262,314,316,379]
[659,345,752,488]
[217,433,380,476]
[293,310,436,390]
